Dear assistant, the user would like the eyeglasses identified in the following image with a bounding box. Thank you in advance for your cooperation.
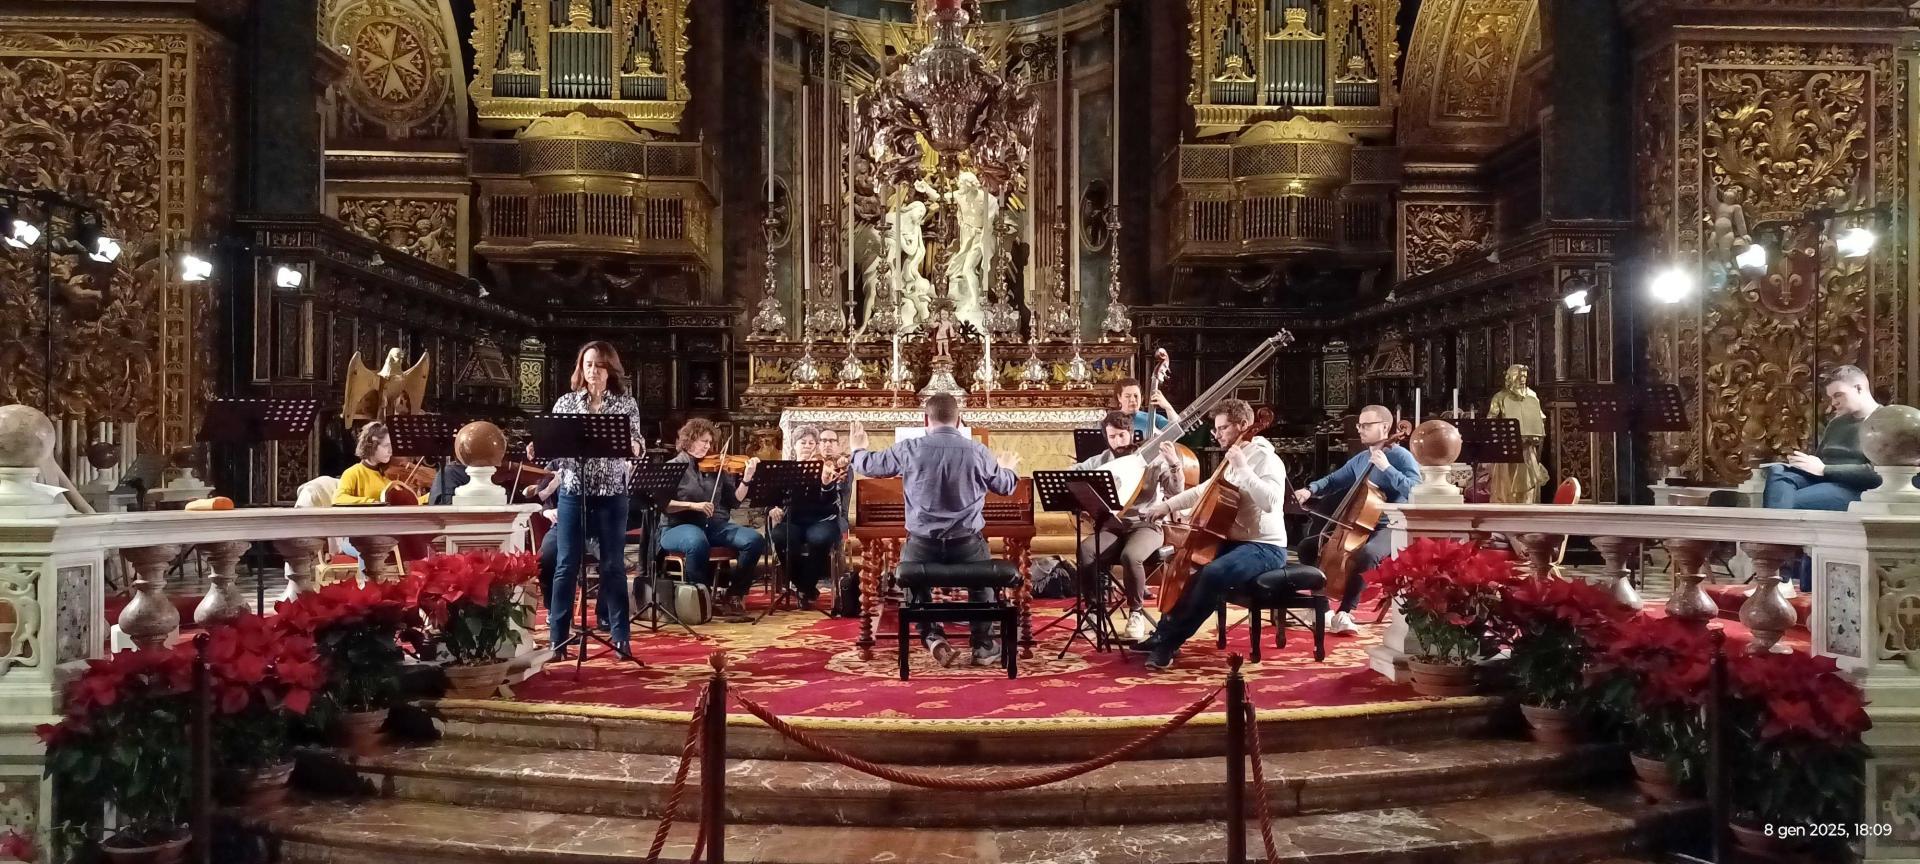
[1357,420,1390,428]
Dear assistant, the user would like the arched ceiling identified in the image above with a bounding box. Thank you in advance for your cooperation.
[322,0,469,143]
[1396,0,1541,159]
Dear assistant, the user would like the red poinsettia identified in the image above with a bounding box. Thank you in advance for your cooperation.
[1369,538,1521,662]
[1728,649,1871,746]
[1590,615,1716,710]
[272,576,420,637]
[1495,575,1632,710]
[409,552,538,665]
[0,829,34,862]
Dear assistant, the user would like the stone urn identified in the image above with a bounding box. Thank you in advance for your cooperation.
[0,404,64,516]
[1658,441,1691,481]
[452,421,509,505]
[1409,420,1464,505]
[1857,404,1920,511]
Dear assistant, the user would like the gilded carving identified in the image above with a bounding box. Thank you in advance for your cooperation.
[325,0,460,140]
[1401,203,1493,278]
[335,197,459,270]
[1398,0,1539,155]
[0,24,222,453]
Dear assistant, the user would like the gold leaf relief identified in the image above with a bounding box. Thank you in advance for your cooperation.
[1435,0,1528,121]
[1401,203,1492,278]
[335,197,460,270]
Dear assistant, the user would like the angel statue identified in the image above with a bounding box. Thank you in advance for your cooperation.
[942,170,997,331]
[342,347,430,427]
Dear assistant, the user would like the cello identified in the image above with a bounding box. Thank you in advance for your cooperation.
[1159,405,1276,614]
[1132,329,1294,613]
[1310,413,1414,603]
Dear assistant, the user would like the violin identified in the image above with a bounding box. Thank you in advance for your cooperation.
[698,454,752,473]
[821,453,852,485]
[381,456,432,496]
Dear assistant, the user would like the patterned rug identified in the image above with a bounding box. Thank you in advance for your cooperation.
[502,597,1425,723]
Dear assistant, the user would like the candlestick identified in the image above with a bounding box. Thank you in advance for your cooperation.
[766,1,774,207]
[1452,388,1460,416]
[1414,387,1421,422]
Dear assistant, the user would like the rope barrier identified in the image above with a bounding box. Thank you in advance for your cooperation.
[1242,700,1280,864]
[646,684,711,864]
[730,687,1223,791]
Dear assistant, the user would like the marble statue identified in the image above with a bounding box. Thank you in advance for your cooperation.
[941,170,995,331]
[1487,363,1550,504]
[887,200,933,332]
[1707,185,1751,264]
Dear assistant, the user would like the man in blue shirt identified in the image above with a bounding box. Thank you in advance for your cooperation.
[1114,378,1179,439]
[1292,405,1421,636]
[850,393,1022,666]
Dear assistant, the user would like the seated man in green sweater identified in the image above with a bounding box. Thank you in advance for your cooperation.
[1763,365,1882,511]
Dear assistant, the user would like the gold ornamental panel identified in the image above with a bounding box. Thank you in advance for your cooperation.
[1397,0,1541,157]
[1167,117,1365,260]
[1399,201,1494,279]
[323,0,464,141]
[468,0,691,135]
[331,194,466,272]
[1187,0,1402,138]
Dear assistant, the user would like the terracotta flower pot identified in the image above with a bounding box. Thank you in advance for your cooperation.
[1519,703,1582,750]
[1407,658,1476,697]
[1731,821,1797,858]
[443,660,512,699]
[245,760,297,807]
[100,831,189,864]
[1629,752,1682,802]
[337,708,389,757]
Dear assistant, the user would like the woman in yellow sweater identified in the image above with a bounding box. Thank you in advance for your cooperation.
[334,421,393,505]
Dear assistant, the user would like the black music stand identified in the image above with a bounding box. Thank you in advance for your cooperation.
[1032,470,1125,656]
[385,414,461,491]
[1638,383,1690,433]
[528,414,643,673]
[198,398,321,607]
[746,460,824,623]
[1451,417,1521,506]
[630,461,698,637]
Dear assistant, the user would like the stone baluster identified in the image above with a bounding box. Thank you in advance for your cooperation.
[1663,538,1719,625]
[273,537,326,599]
[1590,536,1643,610]
[118,545,181,650]
[350,535,400,581]
[194,540,254,623]
[1739,543,1801,654]
[1515,533,1561,578]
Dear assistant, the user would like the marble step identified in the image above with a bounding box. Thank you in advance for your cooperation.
[354,738,1617,828]
[432,697,1507,764]
[248,787,1695,864]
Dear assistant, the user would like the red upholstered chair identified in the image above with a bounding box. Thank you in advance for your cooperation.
[1550,478,1581,571]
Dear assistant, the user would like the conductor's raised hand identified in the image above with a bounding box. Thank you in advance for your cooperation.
[848,421,869,452]
[995,449,1022,472]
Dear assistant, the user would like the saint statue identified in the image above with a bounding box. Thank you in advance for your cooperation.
[1487,363,1550,504]
[941,170,995,331]
[890,199,933,331]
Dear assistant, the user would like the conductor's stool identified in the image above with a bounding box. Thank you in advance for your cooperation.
[895,560,1021,680]
[1215,563,1329,663]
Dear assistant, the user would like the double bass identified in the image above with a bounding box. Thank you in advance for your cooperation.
[1140,329,1295,613]
[1310,413,1414,602]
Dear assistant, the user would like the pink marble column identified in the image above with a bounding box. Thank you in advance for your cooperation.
[194,540,254,624]
[1663,538,1718,625]
[272,537,326,597]
[119,544,181,650]
[1515,533,1562,579]
[349,535,400,581]
[1739,543,1801,654]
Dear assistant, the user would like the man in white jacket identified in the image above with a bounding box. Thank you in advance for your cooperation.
[1131,399,1289,670]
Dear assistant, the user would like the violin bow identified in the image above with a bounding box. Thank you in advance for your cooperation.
[709,432,735,505]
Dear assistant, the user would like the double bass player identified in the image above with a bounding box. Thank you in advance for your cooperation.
[1292,404,1421,635]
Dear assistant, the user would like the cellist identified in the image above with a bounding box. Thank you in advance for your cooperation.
[1292,404,1421,635]
[1132,399,1289,671]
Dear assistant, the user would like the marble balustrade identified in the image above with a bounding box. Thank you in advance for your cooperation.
[1384,502,1920,861]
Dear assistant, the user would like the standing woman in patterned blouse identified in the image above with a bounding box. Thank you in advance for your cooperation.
[532,341,645,659]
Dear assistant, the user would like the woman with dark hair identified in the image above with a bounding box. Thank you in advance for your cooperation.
[533,341,644,659]
[661,417,767,620]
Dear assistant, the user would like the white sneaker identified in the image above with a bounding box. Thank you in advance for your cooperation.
[1126,610,1151,642]
[1329,611,1359,635]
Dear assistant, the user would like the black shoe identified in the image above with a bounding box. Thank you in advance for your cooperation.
[1144,648,1174,671]
[551,644,571,662]
[971,639,1001,666]
[1132,635,1163,653]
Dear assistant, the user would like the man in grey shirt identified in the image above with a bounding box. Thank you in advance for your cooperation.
[850,393,1021,666]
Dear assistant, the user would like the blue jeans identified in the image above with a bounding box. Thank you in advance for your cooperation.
[1148,541,1290,657]
[1762,464,1866,511]
[661,519,767,598]
[770,518,840,597]
[550,493,631,649]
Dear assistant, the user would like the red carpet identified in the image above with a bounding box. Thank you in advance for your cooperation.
[506,598,1420,722]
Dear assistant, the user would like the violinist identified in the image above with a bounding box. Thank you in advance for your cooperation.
[1132,399,1287,671]
[1071,410,1184,642]
[537,341,645,660]
[662,418,768,621]
[334,421,394,505]
[767,424,845,609]
[1291,404,1420,636]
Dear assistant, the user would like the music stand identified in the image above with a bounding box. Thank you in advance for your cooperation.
[745,460,824,622]
[630,461,699,636]
[1638,383,1690,432]
[528,414,643,674]
[198,398,320,606]
[386,414,461,492]
[1032,470,1124,656]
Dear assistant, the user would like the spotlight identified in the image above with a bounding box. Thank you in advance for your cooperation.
[1734,243,1768,271]
[1835,226,1877,258]
[1649,267,1695,304]
[179,253,213,283]
[5,218,40,249]
[274,265,304,289]
[86,236,121,264]
[1562,288,1591,313]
